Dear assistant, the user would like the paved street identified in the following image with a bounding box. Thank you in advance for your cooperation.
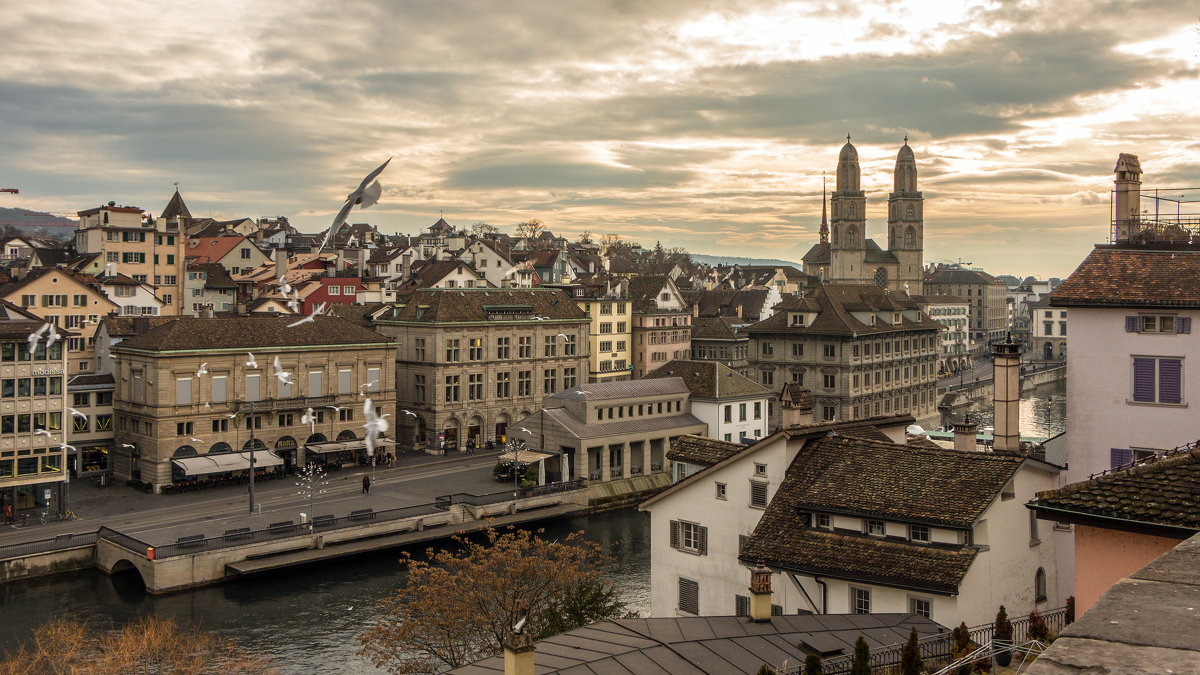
[1,449,510,548]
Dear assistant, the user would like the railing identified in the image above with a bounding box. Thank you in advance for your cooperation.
[150,502,444,559]
[436,479,586,507]
[782,607,1068,675]
[0,531,98,561]
[97,527,152,555]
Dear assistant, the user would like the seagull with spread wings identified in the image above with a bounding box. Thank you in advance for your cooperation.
[246,353,258,369]
[287,302,326,328]
[273,355,293,386]
[318,158,392,254]
[27,323,49,354]
[362,397,389,458]
[301,407,317,433]
[67,408,88,421]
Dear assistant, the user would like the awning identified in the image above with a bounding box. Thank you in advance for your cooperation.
[498,450,554,463]
[304,441,348,455]
[171,451,282,476]
[171,455,223,476]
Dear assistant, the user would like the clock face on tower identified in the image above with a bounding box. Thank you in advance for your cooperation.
[874,267,889,288]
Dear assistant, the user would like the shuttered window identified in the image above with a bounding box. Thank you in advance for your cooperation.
[1125,316,1140,332]
[1132,357,1184,405]
[1111,448,1134,469]
[678,578,699,615]
[735,595,749,617]
[669,520,707,555]
[749,480,768,508]
[1177,317,1192,334]
[1160,359,1182,404]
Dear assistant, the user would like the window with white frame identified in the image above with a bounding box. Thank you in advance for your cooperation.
[715,482,726,500]
[852,587,871,614]
[866,520,885,536]
[670,520,707,555]
[910,597,931,618]
[817,513,831,529]
[909,524,930,542]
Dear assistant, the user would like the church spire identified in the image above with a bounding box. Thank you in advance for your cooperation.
[819,174,828,244]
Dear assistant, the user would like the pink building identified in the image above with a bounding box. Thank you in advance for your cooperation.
[629,275,691,378]
[1029,442,1200,616]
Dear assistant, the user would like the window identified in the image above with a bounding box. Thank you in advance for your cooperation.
[1029,509,1040,544]
[414,374,426,402]
[670,520,708,555]
[1131,356,1183,404]
[824,344,836,358]
[817,513,831,529]
[616,340,626,351]
[543,369,557,394]
[445,375,460,402]
[338,369,353,394]
[735,594,749,617]
[518,336,532,358]
[866,520,885,536]
[749,480,768,508]
[910,597,931,619]
[73,392,90,408]
[307,371,322,398]
[517,370,532,397]
[212,375,227,403]
[715,482,727,500]
[678,578,699,615]
[563,367,577,388]
[761,371,773,386]
[910,524,930,542]
[599,340,612,353]
[212,418,227,433]
[599,322,612,335]
[617,321,626,333]
[495,372,511,398]
[496,337,510,359]
[245,374,261,402]
[278,413,294,427]
[543,335,557,357]
[1035,568,1047,603]
[445,339,460,362]
[328,286,341,296]
[563,334,576,356]
[822,405,835,421]
[468,338,483,361]
[1128,314,1190,334]
[792,342,803,357]
[415,338,426,361]
[852,587,871,614]
[175,378,192,405]
[823,373,836,389]
[762,342,773,356]
[468,373,483,401]
[738,403,747,421]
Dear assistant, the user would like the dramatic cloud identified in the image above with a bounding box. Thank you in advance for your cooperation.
[1,0,1198,277]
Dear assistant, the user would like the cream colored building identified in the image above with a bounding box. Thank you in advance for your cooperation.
[111,316,396,492]
[0,267,119,375]
[0,300,70,516]
[74,197,187,315]
[553,278,633,383]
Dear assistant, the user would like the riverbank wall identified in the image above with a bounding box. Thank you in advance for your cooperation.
[937,363,1065,413]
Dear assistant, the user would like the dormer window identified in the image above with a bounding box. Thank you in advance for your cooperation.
[893,312,902,323]
[866,520,885,537]
[790,313,804,327]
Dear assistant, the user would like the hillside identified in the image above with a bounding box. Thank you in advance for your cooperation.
[0,207,77,241]
[689,252,804,269]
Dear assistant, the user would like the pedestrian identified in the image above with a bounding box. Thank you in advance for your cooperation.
[4,503,11,525]
[362,475,371,494]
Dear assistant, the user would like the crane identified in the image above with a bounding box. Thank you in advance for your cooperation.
[0,189,18,195]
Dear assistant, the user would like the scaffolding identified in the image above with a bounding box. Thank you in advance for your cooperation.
[1111,186,1200,244]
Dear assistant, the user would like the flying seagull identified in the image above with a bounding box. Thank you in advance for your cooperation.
[27,323,49,353]
[401,409,418,417]
[34,428,52,438]
[301,407,317,433]
[327,405,347,413]
[287,302,326,328]
[518,427,532,434]
[359,380,378,395]
[58,443,76,453]
[189,437,206,444]
[67,408,88,420]
[318,158,392,254]
[197,362,208,377]
[556,333,570,340]
[246,353,258,369]
[44,324,61,349]
[362,397,389,457]
[273,355,293,386]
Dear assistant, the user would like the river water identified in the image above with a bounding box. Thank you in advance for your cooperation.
[1,384,1065,672]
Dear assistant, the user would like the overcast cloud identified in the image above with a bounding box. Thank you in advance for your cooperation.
[1,0,1198,276]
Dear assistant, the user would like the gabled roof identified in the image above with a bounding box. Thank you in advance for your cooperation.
[113,316,393,352]
[666,434,747,466]
[100,315,176,338]
[690,316,747,340]
[1050,246,1200,309]
[924,267,1003,286]
[1029,443,1200,533]
[548,377,690,402]
[683,289,770,320]
[0,298,55,340]
[381,288,587,323]
[185,235,259,264]
[644,359,771,399]
[746,284,943,337]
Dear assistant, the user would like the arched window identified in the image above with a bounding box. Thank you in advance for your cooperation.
[849,202,857,217]
[846,226,858,247]
[906,204,915,219]
[904,226,916,248]
[1035,567,1047,603]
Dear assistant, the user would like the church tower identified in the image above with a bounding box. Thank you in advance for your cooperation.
[830,136,867,282]
[887,137,923,294]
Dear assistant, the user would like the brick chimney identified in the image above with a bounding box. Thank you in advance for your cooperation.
[749,561,774,622]
[1113,153,1142,242]
[953,414,978,453]
[502,631,534,675]
[991,335,1021,452]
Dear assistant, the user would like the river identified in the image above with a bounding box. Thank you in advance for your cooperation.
[0,384,1065,672]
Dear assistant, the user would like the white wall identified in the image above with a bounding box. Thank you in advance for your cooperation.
[1066,307,1200,482]
[644,435,795,617]
[692,397,770,444]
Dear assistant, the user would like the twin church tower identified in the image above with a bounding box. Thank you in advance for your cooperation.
[801,136,925,295]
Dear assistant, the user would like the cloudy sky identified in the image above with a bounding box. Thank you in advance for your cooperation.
[2,1,1198,277]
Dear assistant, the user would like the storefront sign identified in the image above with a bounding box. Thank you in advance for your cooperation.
[32,368,64,376]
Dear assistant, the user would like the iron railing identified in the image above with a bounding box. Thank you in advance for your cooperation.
[436,479,587,507]
[0,531,98,561]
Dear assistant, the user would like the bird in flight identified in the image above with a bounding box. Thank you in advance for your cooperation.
[246,353,258,369]
[67,408,88,420]
[34,428,52,438]
[401,409,418,417]
[273,355,293,386]
[225,412,239,419]
[287,302,326,328]
[189,437,206,444]
[197,362,208,377]
[556,333,570,340]
[27,324,49,354]
[120,443,135,448]
[301,407,317,433]
[518,427,532,434]
[318,158,392,254]
[327,405,346,413]
[58,442,76,453]
[44,324,61,349]
[359,381,378,395]
[362,397,389,457]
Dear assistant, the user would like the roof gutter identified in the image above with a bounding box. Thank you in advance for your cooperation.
[1027,501,1200,537]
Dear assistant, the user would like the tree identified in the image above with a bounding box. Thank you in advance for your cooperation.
[471,221,498,237]
[1028,609,1049,641]
[993,605,1013,642]
[577,230,593,244]
[359,526,630,674]
[515,218,546,240]
[295,463,328,531]
[0,616,273,674]
[802,653,823,675]
[900,627,923,675]
[849,635,871,675]
[1065,595,1076,625]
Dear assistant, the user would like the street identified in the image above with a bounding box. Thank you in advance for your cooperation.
[1,449,507,548]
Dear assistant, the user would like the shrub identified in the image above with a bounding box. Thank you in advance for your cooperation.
[1065,595,1076,624]
[849,636,871,675]
[1028,610,1049,641]
[993,605,1013,642]
[803,653,822,675]
[900,628,923,675]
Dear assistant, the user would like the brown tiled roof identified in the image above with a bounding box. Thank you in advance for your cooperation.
[0,299,52,340]
[665,434,746,466]
[1050,246,1200,309]
[548,378,690,402]
[747,284,943,337]
[161,190,192,220]
[682,289,771,321]
[113,316,393,352]
[690,316,746,340]
[325,302,386,326]
[644,359,771,399]
[924,267,1003,286]
[628,275,672,312]
[779,382,813,410]
[382,288,587,323]
[1029,445,1200,532]
[185,235,259,264]
[779,435,1024,527]
[101,316,176,337]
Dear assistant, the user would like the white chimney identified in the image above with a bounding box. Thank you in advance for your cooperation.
[992,335,1021,452]
[953,415,978,453]
[502,631,534,675]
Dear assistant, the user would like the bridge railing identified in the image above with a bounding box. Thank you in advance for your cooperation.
[0,531,99,561]
[97,527,152,555]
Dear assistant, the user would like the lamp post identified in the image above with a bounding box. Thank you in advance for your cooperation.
[247,405,257,514]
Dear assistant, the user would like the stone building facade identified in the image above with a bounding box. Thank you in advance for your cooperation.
[629,275,692,378]
[111,316,396,492]
[372,288,589,452]
[924,265,1008,354]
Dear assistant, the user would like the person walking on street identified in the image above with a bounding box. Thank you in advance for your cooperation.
[4,503,12,525]
[362,475,371,494]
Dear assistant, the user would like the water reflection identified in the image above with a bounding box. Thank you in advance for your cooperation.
[965,380,1067,439]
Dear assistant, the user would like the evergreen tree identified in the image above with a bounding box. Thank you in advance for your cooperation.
[802,653,823,675]
[900,627,923,675]
[849,635,871,675]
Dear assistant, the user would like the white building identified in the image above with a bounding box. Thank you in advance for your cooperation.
[644,359,772,444]
[100,274,164,316]
[912,294,971,375]
[458,238,518,288]
[1028,297,1067,361]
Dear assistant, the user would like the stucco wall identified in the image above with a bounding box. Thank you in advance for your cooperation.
[1074,524,1183,616]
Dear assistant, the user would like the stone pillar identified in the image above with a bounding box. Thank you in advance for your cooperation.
[600,447,611,482]
[992,336,1021,452]
[622,443,632,479]
[642,441,651,474]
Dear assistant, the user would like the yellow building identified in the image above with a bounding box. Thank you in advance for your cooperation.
[556,278,632,383]
[0,267,119,375]
[74,195,187,316]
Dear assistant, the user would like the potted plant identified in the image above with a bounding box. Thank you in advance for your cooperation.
[1028,609,1049,642]
[950,622,973,675]
[993,605,1013,666]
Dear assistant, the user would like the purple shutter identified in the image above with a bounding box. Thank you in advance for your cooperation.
[1159,359,1182,404]
[1132,358,1156,402]
[1177,317,1192,334]
[1125,316,1140,332]
[1111,448,1133,468]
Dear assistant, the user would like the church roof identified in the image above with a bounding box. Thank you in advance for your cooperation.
[799,239,898,265]
[839,139,859,162]
[161,190,192,221]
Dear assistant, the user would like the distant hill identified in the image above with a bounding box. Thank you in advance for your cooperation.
[690,253,804,269]
[0,207,76,241]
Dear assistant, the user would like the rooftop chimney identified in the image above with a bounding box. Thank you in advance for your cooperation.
[502,631,534,675]
[953,414,978,453]
[1113,153,1143,242]
[991,335,1021,452]
[749,561,774,622]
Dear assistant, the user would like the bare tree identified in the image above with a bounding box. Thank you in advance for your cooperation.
[470,221,498,237]
[577,230,593,244]
[514,218,546,240]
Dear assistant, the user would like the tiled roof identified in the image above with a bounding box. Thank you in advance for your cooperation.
[1029,445,1200,532]
[1050,246,1200,309]
[778,435,1025,527]
[924,267,1003,286]
[779,382,813,410]
[665,434,746,466]
[113,316,393,352]
[382,288,587,323]
[779,414,915,440]
[690,316,747,340]
[101,315,176,338]
[160,190,192,220]
[548,378,690,402]
[185,235,257,264]
[683,289,770,321]
[799,239,899,265]
[644,359,770,399]
[542,406,705,440]
[628,275,672,311]
[67,373,114,388]
[0,299,53,340]
[746,284,943,337]
[451,613,943,674]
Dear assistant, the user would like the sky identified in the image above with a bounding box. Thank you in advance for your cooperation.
[2,1,1198,279]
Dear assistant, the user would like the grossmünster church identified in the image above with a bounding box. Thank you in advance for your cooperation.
[801,136,925,295]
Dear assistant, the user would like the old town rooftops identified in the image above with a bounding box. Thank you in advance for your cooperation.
[113,316,393,352]
[1050,246,1200,309]
[382,288,587,323]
